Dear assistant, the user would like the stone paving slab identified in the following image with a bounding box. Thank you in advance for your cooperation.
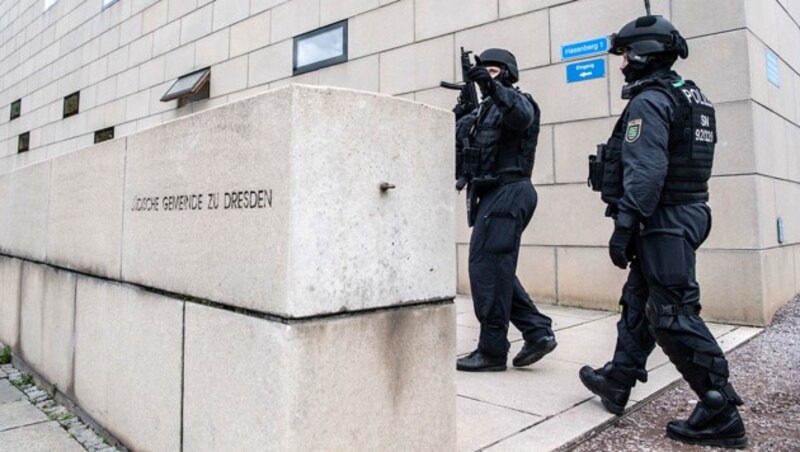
[0,368,6,379]
[0,380,24,404]
[706,321,738,337]
[538,304,616,321]
[457,396,543,452]
[457,357,591,418]
[0,420,86,452]
[539,315,619,368]
[484,399,615,452]
[0,400,48,432]
[716,326,763,350]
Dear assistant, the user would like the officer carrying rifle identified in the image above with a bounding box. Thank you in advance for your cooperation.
[441,48,557,372]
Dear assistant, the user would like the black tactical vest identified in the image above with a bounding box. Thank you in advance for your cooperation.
[457,92,540,184]
[589,78,716,207]
[659,79,716,204]
[492,93,540,178]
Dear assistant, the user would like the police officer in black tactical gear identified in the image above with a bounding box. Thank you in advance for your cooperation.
[453,48,557,372]
[582,14,747,449]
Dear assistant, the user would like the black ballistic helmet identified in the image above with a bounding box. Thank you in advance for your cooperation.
[478,48,519,84]
[609,15,689,60]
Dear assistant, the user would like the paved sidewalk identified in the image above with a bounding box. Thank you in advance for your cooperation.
[0,366,85,452]
[454,295,763,451]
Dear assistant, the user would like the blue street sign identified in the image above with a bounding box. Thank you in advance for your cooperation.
[566,58,606,83]
[561,37,609,61]
[766,48,780,87]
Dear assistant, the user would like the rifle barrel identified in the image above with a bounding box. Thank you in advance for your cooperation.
[440,81,464,90]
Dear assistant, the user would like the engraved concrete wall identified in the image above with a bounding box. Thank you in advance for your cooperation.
[121,86,293,314]
[121,85,454,316]
[0,85,457,450]
[0,85,455,317]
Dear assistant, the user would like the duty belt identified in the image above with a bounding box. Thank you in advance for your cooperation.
[497,173,529,185]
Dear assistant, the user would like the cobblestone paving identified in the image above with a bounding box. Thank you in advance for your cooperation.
[0,360,120,452]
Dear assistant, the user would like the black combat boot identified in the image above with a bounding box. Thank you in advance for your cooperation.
[667,388,747,449]
[457,350,506,372]
[579,364,632,415]
[512,335,557,367]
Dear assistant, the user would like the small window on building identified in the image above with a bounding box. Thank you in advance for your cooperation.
[44,0,57,10]
[10,99,21,121]
[63,91,80,118]
[293,20,348,75]
[94,127,115,144]
[161,68,211,108]
[18,132,30,153]
[102,0,119,10]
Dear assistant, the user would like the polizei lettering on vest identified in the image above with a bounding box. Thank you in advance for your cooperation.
[681,88,713,107]
[224,189,273,209]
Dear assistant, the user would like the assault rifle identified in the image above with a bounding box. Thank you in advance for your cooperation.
[440,47,479,116]
[442,47,480,195]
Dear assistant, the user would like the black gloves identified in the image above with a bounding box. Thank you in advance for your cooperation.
[455,176,469,191]
[453,88,476,119]
[465,65,496,96]
[608,211,638,269]
[608,225,634,269]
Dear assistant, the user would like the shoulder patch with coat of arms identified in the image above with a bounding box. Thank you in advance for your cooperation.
[625,119,642,143]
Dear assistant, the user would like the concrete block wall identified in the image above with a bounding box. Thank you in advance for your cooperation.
[0,85,457,450]
[1,0,798,324]
[1,85,455,314]
[1,255,455,451]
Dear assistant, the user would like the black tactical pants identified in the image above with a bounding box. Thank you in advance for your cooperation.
[468,180,554,358]
[609,203,733,396]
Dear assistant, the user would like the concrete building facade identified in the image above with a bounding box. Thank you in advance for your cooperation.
[1,0,799,325]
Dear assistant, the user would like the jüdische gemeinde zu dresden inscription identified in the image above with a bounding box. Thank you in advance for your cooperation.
[130,189,273,212]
